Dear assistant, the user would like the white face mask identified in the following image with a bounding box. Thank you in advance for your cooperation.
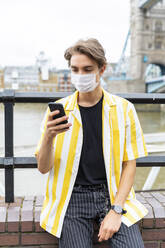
[71,72,99,93]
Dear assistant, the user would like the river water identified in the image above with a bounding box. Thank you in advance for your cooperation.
[0,102,165,196]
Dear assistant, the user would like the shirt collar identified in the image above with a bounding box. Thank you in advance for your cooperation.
[65,87,116,111]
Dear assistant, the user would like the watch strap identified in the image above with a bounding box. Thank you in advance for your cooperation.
[122,208,127,214]
[111,205,127,215]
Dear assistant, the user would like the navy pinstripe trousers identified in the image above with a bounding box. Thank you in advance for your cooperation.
[59,183,144,248]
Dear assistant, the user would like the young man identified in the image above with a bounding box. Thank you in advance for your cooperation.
[35,38,148,248]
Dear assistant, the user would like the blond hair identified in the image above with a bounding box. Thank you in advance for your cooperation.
[64,38,107,69]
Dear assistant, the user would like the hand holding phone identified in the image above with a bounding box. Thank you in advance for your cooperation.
[48,102,68,125]
[37,103,71,174]
[47,102,72,138]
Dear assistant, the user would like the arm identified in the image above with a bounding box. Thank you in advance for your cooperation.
[98,102,147,242]
[36,110,72,174]
[113,159,136,207]
[36,132,55,174]
[98,159,136,242]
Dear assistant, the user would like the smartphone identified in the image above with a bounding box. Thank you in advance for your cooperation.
[48,102,68,125]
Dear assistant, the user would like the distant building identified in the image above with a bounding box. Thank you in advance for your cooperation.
[103,63,115,78]
[36,51,50,81]
[4,66,39,91]
[102,63,115,86]
[36,52,74,92]
[38,67,58,92]
[56,69,75,92]
[3,66,75,92]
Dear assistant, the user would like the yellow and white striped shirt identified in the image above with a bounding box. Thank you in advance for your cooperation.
[34,88,148,238]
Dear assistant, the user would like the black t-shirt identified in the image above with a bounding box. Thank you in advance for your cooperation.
[75,94,107,185]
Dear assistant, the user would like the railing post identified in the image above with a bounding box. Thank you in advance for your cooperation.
[145,82,147,93]
[3,89,15,203]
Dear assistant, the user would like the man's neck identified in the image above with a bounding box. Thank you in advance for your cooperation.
[78,85,103,107]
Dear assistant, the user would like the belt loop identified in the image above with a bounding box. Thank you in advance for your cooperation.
[74,184,82,190]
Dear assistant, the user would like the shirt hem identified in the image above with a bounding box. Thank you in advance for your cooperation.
[123,152,148,162]
[40,221,60,238]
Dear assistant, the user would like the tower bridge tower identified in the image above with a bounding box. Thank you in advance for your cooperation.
[130,0,165,84]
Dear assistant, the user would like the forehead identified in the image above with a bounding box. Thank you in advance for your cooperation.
[70,53,97,67]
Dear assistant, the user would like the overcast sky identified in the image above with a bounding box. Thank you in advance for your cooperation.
[0,0,130,69]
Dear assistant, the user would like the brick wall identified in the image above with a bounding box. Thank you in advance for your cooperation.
[0,191,165,247]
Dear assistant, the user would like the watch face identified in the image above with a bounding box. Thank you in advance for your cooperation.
[114,205,122,214]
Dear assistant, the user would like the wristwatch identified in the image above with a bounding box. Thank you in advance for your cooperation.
[111,205,127,215]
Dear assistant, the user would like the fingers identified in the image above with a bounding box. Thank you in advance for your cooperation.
[46,111,72,138]
[98,222,105,242]
[98,231,109,242]
[104,231,111,241]
[50,127,70,135]
[49,122,72,132]
[48,110,60,121]
[98,229,112,242]
[98,221,103,238]
[98,223,116,242]
[47,113,69,127]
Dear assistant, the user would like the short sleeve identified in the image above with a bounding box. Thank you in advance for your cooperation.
[34,107,50,157]
[123,102,148,162]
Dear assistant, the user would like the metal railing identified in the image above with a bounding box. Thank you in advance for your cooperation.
[0,89,165,203]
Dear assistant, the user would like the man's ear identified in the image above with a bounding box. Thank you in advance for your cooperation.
[99,65,106,76]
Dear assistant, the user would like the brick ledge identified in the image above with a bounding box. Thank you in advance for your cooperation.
[0,191,165,247]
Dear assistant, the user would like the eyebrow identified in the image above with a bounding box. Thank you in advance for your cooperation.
[71,65,94,69]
